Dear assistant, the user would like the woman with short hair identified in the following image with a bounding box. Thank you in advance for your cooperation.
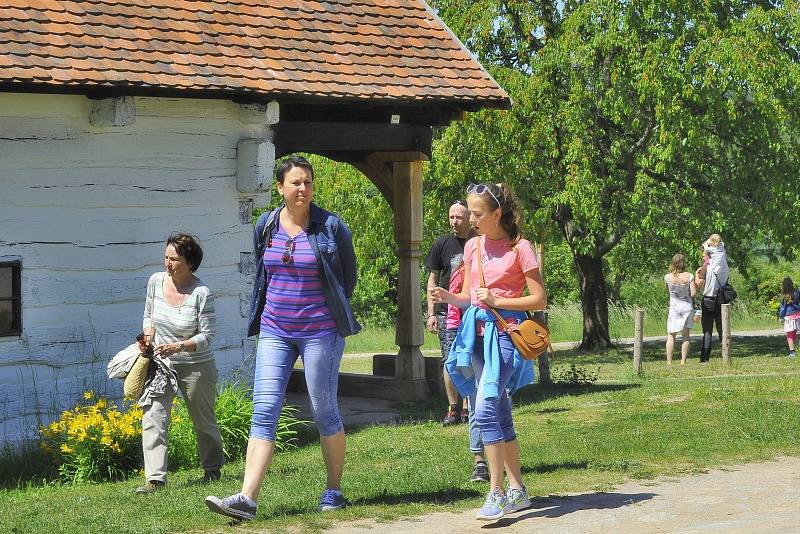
[137,232,224,493]
[206,156,359,521]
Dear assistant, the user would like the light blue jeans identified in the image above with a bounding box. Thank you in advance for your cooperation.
[468,391,513,454]
[472,334,517,445]
[251,332,345,441]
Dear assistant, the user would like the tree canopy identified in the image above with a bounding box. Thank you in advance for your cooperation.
[430,0,800,348]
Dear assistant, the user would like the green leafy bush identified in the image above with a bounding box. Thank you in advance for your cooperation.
[38,391,142,484]
[37,384,308,483]
[617,274,669,310]
[551,364,599,387]
[169,382,308,471]
[738,260,800,311]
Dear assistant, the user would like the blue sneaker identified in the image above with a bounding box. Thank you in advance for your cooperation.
[205,493,256,521]
[476,487,507,521]
[318,488,348,511]
[503,486,531,513]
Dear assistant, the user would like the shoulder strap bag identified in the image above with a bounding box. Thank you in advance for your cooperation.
[476,236,552,360]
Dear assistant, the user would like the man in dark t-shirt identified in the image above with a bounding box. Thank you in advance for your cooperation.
[425,200,473,426]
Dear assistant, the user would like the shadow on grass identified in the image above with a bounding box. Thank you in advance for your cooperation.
[534,407,569,414]
[513,383,640,406]
[270,487,484,517]
[552,334,788,365]
[358,487,483,506]
[521,460,589,474]
[483,491,657,528]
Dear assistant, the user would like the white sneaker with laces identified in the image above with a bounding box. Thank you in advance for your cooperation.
[503,486,531,513]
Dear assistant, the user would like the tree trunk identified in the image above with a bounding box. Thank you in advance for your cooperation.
[575,254,613,350]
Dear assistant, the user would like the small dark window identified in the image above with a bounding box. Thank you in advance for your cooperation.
[0,260,21,336]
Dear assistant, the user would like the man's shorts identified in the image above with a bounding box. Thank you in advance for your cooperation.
[436,313,457,367]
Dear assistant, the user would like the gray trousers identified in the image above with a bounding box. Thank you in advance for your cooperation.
[141,359,224,482]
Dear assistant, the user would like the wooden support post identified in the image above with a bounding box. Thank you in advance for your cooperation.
[533,310,551,384]
[633,309,644,376]
[392,160,425,380]
[721,303,731,367]
[89,96,136,127]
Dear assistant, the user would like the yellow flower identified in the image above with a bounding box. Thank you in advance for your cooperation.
[60,444,73,454]
[173,416,182,424]
[83,391,94,400]
[96,398,107,410]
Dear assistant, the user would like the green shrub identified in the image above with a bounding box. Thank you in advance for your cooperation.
[615,273,669,310]
[738,260,800,311]
[550,363,599,387]
[38,391,142,484]
[169,382,308,471]
[36,384,309,483]
[540,240,580,304]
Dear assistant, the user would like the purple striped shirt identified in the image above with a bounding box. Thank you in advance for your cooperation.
[260,227,337,338]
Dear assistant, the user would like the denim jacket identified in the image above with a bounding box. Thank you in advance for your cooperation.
[446,306,534,401]
[247,203,361,338]
[778,289,800,320]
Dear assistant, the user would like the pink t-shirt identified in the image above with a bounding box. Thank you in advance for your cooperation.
[445,264,465,330]
[463,236,539,312]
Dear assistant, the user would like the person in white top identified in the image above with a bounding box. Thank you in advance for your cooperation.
[664,254,696,365]
[703,233,729,285]
[695,234,729,363]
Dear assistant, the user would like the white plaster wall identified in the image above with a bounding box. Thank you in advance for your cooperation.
[0,93,271,443]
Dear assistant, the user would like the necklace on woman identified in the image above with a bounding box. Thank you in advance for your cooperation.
[166,275,194,311]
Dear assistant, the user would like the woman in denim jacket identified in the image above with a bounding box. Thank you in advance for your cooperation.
[206,156,360,521]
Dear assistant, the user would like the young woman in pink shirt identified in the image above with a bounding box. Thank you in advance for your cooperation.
[432,182,546,521]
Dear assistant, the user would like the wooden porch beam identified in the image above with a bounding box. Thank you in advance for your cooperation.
[273,121,432,159]
[351,156,394,208]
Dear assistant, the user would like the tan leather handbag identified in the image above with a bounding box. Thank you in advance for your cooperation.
[476,236,552,360]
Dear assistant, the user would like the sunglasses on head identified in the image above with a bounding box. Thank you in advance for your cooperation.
[466,183,502,209]
[282,237,296,264]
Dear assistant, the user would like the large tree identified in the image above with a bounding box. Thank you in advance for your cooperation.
[431,0,800,349]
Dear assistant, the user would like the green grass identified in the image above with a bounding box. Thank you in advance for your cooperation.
[2,336,800,533]
[345,301,777,355]
[343,326,443,354]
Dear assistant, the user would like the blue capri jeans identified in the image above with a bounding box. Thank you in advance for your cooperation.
[472,334,517,446]
[251,332,345,441]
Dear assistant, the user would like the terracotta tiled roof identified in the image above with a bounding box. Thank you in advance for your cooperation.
[0,0,510,109]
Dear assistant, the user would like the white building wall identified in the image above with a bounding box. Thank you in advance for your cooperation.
[0,93,272,443]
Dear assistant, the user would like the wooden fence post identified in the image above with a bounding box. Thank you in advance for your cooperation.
[721,303,731,367]
[633,309,644,376]
[534,310,551,384]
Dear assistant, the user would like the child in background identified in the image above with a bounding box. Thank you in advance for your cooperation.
[446,258,489,484]
[778,277,800,357]
[703,233,729,284]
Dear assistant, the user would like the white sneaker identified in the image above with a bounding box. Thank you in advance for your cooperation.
[476,488,507,521]
[503,486,531,513]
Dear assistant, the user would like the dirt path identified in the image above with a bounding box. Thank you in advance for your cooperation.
[324,456,800,533]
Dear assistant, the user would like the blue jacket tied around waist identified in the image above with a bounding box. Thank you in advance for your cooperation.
[446,306,535,401]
